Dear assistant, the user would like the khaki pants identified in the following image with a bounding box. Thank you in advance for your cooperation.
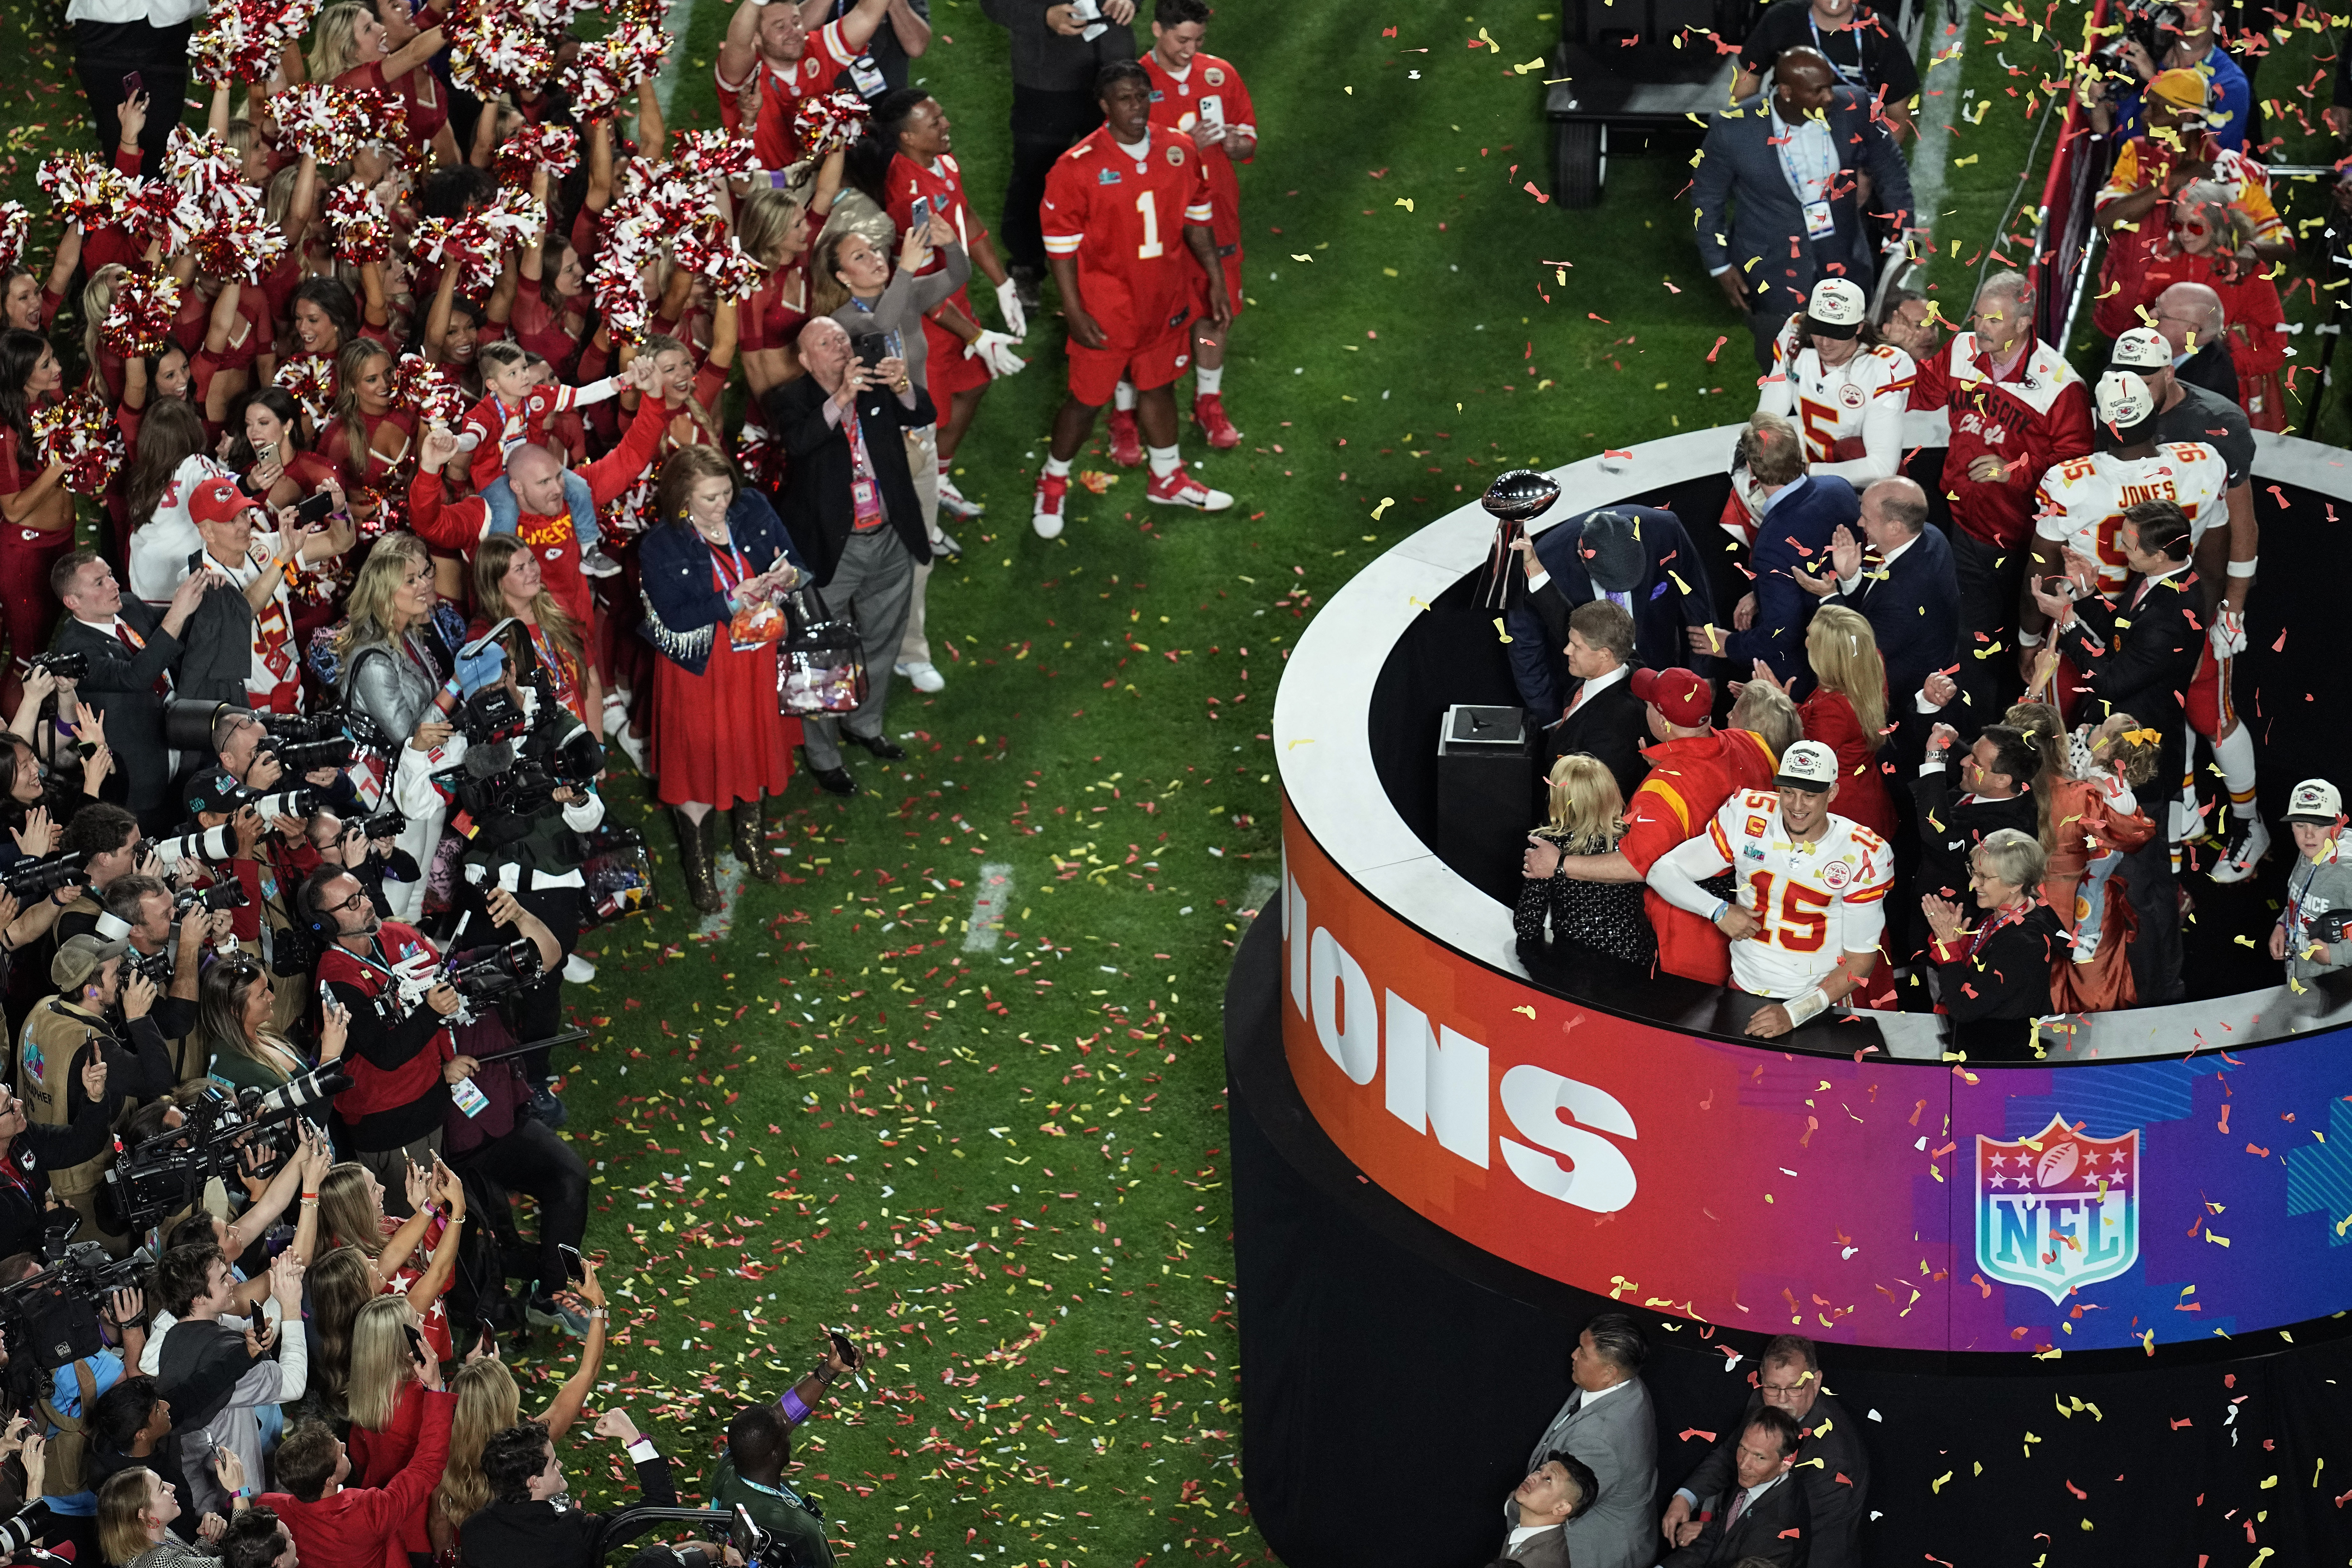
[898,425,943,668]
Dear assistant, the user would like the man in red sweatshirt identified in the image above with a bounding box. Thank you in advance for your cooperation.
[1530,667,1781,986]
[1905,270,2091,723]
[263,1377,454,1568]
[410,359,666,635]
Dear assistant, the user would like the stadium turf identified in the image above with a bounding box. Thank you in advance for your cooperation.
[0,0,2342,1557]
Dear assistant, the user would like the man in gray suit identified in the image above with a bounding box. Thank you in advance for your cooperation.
[1690,47,1915,371]
[1512,1312,1660,1568]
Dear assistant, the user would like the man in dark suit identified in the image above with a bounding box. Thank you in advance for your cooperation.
[1797,474,1956,766]
[768,317,938,797]
[1912,720,2040,923]
[52,550,213,833]
[1658,1406,1811,1568]
[1542,600,1649,802]
[1507,505,1715,717]
[1690,47,1915,370]
[1662,1336,1868,1568]
[1696,414,1858,685]
[1498,1452,1600,1568]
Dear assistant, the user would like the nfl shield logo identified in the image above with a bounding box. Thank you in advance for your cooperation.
[1975,1115,2140,1306]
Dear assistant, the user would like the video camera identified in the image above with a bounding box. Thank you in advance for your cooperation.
[2096,0,2189,65]
[447,937,542,1006]
[3,849,86,902]
[98,1063,347,1235]
[436,720,604,822]
[0,1220,152,1413]
[454,683,529,748]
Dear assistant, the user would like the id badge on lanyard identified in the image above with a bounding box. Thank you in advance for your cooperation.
[848,53,887,96]
[1803,199,1837,239]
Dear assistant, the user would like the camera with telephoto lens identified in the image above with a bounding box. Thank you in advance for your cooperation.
[98,1066,347,1237]
[173,880,248,916]
[23,651,87,684]
[360,807,408,839]
[446,937,542,1006]
[2095,0,2188,65]
[248,785,325,823]
[3,849,85,902]
[146,824,237,871]
[0,1222,154,1413]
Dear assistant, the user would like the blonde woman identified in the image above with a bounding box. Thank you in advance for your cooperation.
[1517,755,1654,966]
[317,1158,466,1363]
[471,536,599,728]
[429,1260,608,1555]
[1740,604,1894,839]
[308,0,454,166]
[736,148,846,396]
[335,533,464,914]
[342,1296,440,1568]
[97,1457,243,1568]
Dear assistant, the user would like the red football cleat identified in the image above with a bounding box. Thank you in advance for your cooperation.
[1032,469,1070,539]
[1107,407,1144,468]
[1145,464,1233,512]
[1191,393,1240,449]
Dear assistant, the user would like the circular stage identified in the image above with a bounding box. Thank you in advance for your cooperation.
[1232,418,2352,1566]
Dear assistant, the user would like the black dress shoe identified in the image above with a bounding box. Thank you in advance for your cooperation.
[848,731,907,760]
[811,764,858,796]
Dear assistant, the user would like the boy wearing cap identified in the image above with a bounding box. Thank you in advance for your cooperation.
[1544,667,1779,987]
[1645,740,1894,1037]
[2273,780,2352,983]
[19,933,177,1252]
[1756,278,1917,486]
[174,476,351,715]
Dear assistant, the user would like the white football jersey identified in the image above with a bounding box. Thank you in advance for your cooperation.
[1758,319,1917,467]
[2032,444,2228,597]
[1702,789,1895,998]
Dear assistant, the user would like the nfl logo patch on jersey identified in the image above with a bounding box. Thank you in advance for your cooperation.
[1166,145,1186,165]
[1099,169,1122,184]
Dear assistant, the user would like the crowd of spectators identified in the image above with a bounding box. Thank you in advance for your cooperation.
[0,0,1273,1556]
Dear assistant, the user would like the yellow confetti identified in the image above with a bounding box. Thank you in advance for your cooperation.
[1371,498,1395,520]
[1394,197,1415,212]
[1511,1005,1536,1019]
[1493,617,1512,644]
[2206,1231,2231,1247]
[1289,253,1313,262]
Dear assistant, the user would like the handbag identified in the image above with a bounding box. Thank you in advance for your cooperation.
[776,584,868,716]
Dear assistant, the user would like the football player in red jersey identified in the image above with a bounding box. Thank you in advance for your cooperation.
[716,0,891,170]
[1125,0,1255,459]
[1032,61,1235,539]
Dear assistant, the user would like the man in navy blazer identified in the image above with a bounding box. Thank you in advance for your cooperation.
[1506,505,1715,722]
[1691,47,1915,370]
[1798,475,1958,741]
[1697,414,1858,685]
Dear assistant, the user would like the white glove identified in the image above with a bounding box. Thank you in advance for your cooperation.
[2210,605,2248,659]
[968,329,1027,378]
[993,277,1028,339]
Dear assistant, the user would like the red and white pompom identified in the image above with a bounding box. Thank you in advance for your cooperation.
[272,355,337,427]
[410,215,505,299]
[166,126,246,208]
[32,397,125,497]
[589,243,653,346]
[323,184,391,265]
[560,20,665,118]
[128,180,202,254]
[101,271,183,359]
[449,4,556,99]
[0,204,29,278]
[192,195,288,283]
[670,129,757,184]
[675,221,763,299]
[391,352,466,429]
[36,154,133,232]
[495,122,579,187]
[793,91,870,158]
[190,0,277,85]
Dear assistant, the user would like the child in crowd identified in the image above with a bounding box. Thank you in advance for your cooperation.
[455,343,623,577]
[2276,778,2352,982]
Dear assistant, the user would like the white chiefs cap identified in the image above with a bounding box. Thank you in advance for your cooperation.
[2094,370,2157,429]
[1805,278,1868,339]
[1775,739,1840,792]
[2285,779,2344,823]
[2110,327,2172,370]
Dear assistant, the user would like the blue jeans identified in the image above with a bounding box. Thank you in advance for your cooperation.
[483,469,600,549]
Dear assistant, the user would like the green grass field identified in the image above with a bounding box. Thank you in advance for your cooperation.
[0,0,2344,1558]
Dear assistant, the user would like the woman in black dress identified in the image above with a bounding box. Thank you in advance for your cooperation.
[1517,754,1655,967]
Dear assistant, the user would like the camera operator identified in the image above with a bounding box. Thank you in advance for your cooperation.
[212,710,347,799]
[0,1255,148,1562]
[0,1064,117,1264]
[136,1128,331,1369]
[299,869,558,1183]
[303,811,418,925]
[150,1245,306,1521]
[96,877,230,1091]
[181,773,308,1030]
[710,1334,864,1568]
[446,639,608,1125]
[2081,0,2251,153]
[460,1410,675,1568]
[56,803,146,946]
[19,936,179,1253]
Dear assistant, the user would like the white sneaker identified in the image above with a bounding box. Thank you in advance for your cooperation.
[1033,469,1069,539]
[579,542,623,579]
[601,694,630,737]
[608,725,647,772]
[895,660,945,693]
[563,952,597,983]
[937,473,985,519]
[2209,814,2271,885]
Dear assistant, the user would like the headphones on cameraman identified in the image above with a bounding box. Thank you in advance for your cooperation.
[297,874,335,939]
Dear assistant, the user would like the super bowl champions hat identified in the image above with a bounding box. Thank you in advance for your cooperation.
[1775,739,1840,792]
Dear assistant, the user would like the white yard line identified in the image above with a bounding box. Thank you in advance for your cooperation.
[654,0,702,115]
[964,862,1014,952]
[1240,873,1279,923]
[1909,8,1974,245]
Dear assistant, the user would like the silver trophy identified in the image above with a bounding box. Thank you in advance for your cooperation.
[1477,467,1561,612]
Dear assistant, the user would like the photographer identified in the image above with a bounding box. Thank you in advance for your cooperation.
[301,870,558,1181]
[97,876,228,1089]
[136,1126,332,1346]
[303,811,418,925]
[2081,0,2251,153]
[212,710,348,799]
[0,1255,146,1554]
[180,774,307,1025]
[150,1245,305,1521]
[58,803,146,946]
[443,636,607,1125]
[20,936,178,1252]
[460,1411,675,1568]
[710,1335,864,1568]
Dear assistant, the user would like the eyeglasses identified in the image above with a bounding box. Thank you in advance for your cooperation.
[323,890,373,917]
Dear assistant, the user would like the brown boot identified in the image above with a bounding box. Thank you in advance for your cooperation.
[730,800,778,881]
[672,807,722,914]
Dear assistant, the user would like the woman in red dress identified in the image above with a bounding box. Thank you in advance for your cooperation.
[0,331,72,710]
[638,446,805,911]
[326,339,416,537]
[1,222,81,335]
[309,0,456,168]
[1741,604,1896,840]
[230,386,356,664]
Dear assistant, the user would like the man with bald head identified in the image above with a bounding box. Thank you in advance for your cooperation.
[1798,475,1957,733]
[1691,44,1916,370]
[409,357,667,635]
[2151,279,2241,403]
[762,317,937,796]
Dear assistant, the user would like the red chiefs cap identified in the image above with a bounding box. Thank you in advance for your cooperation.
[1631,666,1711,726]
[188,476,259,528]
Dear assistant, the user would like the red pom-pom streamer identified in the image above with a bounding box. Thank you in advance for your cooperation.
[33,396,125,497]
[36,154,134,232]
[792,91,870,159]
[392,352,466,429]
[495,122,579,187]
[101,271,182,358]
[273,355,337,427]
[0,203,29,278]
[323,184,391,265]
